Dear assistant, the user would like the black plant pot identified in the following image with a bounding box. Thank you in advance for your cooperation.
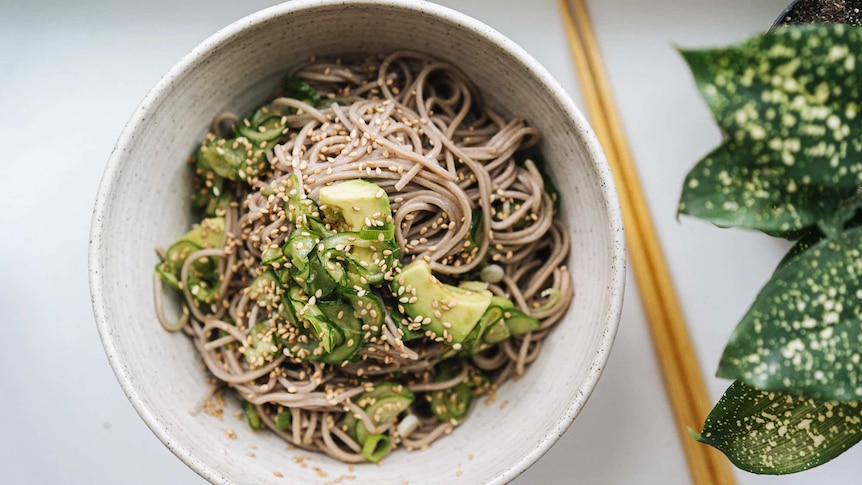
[774,0,861,26]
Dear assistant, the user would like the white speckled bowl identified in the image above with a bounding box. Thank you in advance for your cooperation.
[89,1,625,483]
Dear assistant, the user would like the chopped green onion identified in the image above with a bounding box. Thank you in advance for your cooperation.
[534,288,561,312]
[242,400,262,430]
[362,433,392,463]
[274,410,292,431]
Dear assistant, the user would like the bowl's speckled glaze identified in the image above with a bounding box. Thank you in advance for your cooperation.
[89,1,625,483]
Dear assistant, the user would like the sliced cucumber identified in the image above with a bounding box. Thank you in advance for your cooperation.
[196,139,249,181]
[352,382,415,444]
[286,286,343,353]
[459,306,510,355]
[237,107,286,145]
[241,320,281,369]
[156,219,225,297]
[490,295,514,310]
[283,230,318,284]
[191,174,231,217]
[305,253,340,300]
[342,290,385,335]
[248,270,280,309]
[504,309,541,335]
[429,363,472,422]
[283,77,320,108]
[389,305,424,341]
[261,246,285,266]
[317,300,364,364]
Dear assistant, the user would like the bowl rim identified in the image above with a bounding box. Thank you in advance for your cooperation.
[88,0,626,483]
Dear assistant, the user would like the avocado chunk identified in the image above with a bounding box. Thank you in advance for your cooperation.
[392,260,493,344]
[319,180,395,278]
[319,179,391,231]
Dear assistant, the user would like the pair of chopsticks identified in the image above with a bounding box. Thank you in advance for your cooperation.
[558,1,736,484]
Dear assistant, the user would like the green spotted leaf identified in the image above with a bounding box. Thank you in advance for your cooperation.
[718,225,862,401]
[679,142,855,237]
[774,229,824,273]
[695,380,862,474]
[679,25,862,236]
[773,195,862,272]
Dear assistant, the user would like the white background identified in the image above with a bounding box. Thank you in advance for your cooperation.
[1,0,859,483]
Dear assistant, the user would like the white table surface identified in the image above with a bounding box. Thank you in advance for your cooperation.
[1,0,858,483]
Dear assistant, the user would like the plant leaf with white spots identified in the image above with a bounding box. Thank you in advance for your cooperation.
[695,380,862,474]
[679,142,855,237]
[775,229,824,273]
[679,25,862,236]
[718,225,862,401]
[773,198,862,272]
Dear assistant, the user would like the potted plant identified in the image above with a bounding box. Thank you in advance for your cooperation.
[679,0,862,474]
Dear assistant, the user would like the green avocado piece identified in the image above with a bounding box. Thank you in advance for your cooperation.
[319,180,394,276]
[392,260,493,345]
[319,180,391,231]
[458,281,489,293]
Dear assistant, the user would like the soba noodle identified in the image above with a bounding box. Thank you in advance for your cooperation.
[154,52,573,463]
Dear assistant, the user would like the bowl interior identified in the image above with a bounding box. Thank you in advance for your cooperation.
[91,1,624,484]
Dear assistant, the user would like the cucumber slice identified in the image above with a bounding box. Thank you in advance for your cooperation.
[490,295,514,310]
[261,246,284,266]
[155,217,225,298]
[319,249,348,289]
[283,175,332,236]
[389,304,424,341]
[237,107,286,144]
[504,309,541,335]
[317,300,364,364]
[196,139,248,181]
[154,263,181,290]
[342,290,385,336]
[459,306,511,355]
[429,363,472,422]
[156,240,199,289]
[186,217,225,248]
[286,286,343,353]
[305,253,339,300]
[283,77,320,108]
[283,230,318,284]
[248,270,280,309]
[241,320,282,369]
[191,174,231,217]
[352,383,415,444]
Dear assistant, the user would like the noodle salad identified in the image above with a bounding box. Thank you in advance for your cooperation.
[153,52,573,463]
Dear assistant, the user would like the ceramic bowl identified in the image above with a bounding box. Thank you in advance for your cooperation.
[89,1,625,483]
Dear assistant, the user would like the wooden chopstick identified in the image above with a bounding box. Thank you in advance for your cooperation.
[558,1,737,484]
